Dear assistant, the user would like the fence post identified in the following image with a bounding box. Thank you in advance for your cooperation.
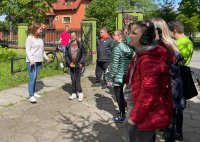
[11,58,14,75]
[18,23,29,48]
[82,18,97,53]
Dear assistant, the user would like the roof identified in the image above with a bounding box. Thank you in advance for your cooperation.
[53,0,82,10]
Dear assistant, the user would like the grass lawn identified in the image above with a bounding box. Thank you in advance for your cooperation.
[0,48,64,91]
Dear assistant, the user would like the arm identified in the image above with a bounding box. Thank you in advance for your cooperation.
[177,39,193,65]
[129,57,160,124]
[109,46,121,80]
[78,43,86,66]
[65,44,71,67]
[25,36,34,64]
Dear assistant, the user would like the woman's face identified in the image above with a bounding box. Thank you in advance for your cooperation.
[36,27,43,35]
[112,32,121,42]
[129,24,143,48]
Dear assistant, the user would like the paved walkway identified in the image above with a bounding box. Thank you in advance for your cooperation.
[0,52,200,142]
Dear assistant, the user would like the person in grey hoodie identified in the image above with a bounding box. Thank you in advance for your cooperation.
[106,30,133,123]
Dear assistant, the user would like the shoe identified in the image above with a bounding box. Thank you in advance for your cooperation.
[176,133,183,141]
[91,82,101,87]
[116,110,120,115]
[69,93,77,100]
[29,96,37,103]
[102,83,107,89]
[78,93,84,102]
[112,116,125,123]
[34,92,41,98]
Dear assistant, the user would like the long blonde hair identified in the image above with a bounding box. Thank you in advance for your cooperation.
[151,17,178,51]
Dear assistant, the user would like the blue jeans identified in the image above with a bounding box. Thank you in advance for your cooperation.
[27,62,42,97]
[61,46,66,62]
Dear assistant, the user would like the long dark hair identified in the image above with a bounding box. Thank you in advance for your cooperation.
[135,21,156,45]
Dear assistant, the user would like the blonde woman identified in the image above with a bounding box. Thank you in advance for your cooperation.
[151,17,186,142]
[106,30,133,123]
[26,23,50,103]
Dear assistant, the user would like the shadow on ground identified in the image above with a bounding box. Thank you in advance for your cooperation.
[57,110,124,142]
[35,81,46,92]
[61,83,72,94]
[88,76,96,84]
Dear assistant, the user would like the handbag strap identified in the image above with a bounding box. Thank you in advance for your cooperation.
[128,54,137,85]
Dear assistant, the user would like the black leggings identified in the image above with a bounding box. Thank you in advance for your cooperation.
[176,109,183,135]
[114,85,125,116]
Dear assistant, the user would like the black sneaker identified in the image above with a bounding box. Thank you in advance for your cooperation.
[176,133,183,141]
[112,116,125,123]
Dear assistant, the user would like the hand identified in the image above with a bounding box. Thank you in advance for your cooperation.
[128,118,135,126]
[79,64,83,68]
[70,63,75,68]
[47,58,53,62]
[30,61,35,65]
[107,81,113,87]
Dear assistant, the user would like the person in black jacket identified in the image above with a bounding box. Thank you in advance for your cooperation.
[92,27,113,89]
[65,32,85,102]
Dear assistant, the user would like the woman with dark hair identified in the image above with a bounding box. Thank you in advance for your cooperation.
[124,21,173,142]
[65,32,85,102]
[26,23,50,103]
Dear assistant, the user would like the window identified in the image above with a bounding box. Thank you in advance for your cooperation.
[62,17,71,24]
[65,0,72,5]
[55,16,59,21]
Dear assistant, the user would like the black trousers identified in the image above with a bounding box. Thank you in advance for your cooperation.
[124,119,156,142]
[114,85,125,116]
[176,109,183,135]
[95,60,110,84]
[163,109,183,142]
[70,67,82,93]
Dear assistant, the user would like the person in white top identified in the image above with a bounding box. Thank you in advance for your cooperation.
[26,23,50,103]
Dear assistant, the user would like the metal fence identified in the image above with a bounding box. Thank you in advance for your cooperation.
[0,30,18,47]
[0,29,82,48]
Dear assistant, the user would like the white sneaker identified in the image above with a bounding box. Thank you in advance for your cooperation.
[69,93,77,100]
[29,96,37,103]
[78,93,84,102]
[34,92,41,98]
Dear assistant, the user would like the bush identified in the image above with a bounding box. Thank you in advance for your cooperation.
[0,47,17,62]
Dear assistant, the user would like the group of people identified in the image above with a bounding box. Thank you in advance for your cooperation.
[26,24,85,103]
[92,18,193,142]
[25,17,193,142]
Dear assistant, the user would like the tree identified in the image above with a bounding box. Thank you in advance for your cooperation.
[85,0,119,34]
[177,0,200,38]
[0,0,57,25]
[145,0,177,22]
[86,0,157,33]
[177,13,199,38]
[178,0,199,18]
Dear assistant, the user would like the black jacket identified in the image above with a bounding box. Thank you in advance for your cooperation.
[97,37,113,62]
[65,40,85,68]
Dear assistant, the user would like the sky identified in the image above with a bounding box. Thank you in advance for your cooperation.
[0,15,6,21]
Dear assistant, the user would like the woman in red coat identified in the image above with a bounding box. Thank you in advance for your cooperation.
[124,21,173,142]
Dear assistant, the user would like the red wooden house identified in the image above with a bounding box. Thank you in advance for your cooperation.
[46,0,91,30]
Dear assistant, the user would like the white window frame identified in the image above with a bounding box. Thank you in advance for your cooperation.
[55,16,59,21]
[62,16,71,24]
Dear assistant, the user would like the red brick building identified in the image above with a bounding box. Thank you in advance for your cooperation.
[46,0,91,30]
